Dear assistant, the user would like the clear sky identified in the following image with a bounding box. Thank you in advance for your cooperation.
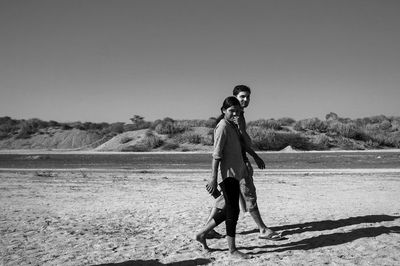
[1,0,399,123]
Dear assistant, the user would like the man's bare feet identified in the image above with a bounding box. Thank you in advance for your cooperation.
[195,232,209,250]
[230,249,250,259]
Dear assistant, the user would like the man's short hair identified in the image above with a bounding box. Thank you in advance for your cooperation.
[233,85,251,96]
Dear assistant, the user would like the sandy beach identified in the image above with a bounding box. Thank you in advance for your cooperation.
[1,168,399,266]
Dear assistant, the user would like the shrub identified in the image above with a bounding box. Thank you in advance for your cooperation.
[369,115,389,124]
[61,124,72,130]
[247,126,311,151]
[0,131,9,140]
[387,132,400,148]
[49,120,60,127]
[247,119,282,130]
[391,119,400,131]
[205,117,218,128]
[175,131,202,144]
[0,116,13,124]
[121,145,150,152]
[294,118,327,132]
[277,117,296,126]
[366,131,400,148]
[123,124,138,132]
[0,123,14,135]
[200,129,214,146]
[311,134,330,150]
[120,130,163,152]
[327,121,367,140]
[155,121,187,135]
[15,121,36,139]
[365,123,381,131]
[108,122,125,134]
[335,137,365,150]
[142,130,163,148]
[379,120,392,131]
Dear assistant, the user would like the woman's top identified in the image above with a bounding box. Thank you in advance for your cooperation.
[213,118,247,181]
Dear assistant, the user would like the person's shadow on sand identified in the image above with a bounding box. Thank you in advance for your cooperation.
[239,214,400,237]
[93,258,212,266]
[244,225,400,255]
[93,215,400,264]
[240,214,400,255]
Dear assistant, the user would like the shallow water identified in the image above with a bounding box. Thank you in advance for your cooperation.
[0,151,399,170]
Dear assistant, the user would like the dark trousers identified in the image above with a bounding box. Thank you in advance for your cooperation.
[213,177,240,237]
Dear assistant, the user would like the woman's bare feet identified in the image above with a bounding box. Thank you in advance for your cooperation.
[195,232,210,250]
[230,249,250,259]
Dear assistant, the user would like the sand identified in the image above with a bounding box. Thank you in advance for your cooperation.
[1,169,400,266]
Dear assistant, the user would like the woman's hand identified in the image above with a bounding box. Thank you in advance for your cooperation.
[246,161,254,176]
[206,178,218,194]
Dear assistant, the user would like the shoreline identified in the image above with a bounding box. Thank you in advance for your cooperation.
[1,148,400,155]
[1,168,400,173]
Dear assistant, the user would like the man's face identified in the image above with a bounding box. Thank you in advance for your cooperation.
[236,91,251,109]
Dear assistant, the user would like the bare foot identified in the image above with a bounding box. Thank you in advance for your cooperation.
[259,228,283,240]
[230,249,250,259]
[195,233,209,250]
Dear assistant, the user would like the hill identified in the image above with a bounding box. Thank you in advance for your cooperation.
[0,128,106,150]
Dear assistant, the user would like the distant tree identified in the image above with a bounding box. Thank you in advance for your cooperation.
[129,115,151,130]
[130,115,144,126]
[325,112,339,121]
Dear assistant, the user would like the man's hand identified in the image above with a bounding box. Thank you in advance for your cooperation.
[254,155,265,169]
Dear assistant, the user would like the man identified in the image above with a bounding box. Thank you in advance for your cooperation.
[206,85,281,240]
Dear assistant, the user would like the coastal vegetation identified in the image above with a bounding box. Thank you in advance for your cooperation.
[0,113,399,151]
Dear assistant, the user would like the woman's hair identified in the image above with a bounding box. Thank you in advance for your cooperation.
[233,85,251,96]
[216,96,241,124]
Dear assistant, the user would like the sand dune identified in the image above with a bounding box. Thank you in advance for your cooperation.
[1,169,399,265]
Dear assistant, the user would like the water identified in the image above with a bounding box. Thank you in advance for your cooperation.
[0,151,399,170]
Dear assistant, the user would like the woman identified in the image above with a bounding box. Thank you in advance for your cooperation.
[195,96,249,259]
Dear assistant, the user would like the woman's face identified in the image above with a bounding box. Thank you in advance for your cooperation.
[223,105,242,122]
